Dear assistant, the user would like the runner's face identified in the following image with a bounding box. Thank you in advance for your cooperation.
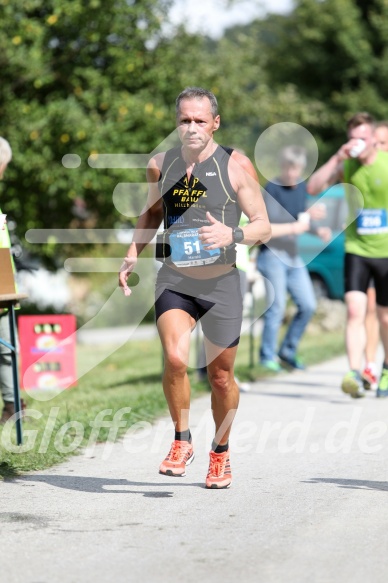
[177,98,220,151]
[374,126,388,152]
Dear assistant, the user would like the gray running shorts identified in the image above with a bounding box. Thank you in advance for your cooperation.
[155,264,243,348]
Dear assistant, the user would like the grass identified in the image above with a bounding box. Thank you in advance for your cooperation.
[0,324,346,479]
[234,325,346,381]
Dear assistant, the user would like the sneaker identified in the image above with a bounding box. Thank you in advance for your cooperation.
[361,367,378,391]
[205,449,232,489]
[260,359,282,373]
[341,371,365,399]
[159,440,194,477]
[376,368,388,398]
[235,376,251,392]
[278,354,305,370]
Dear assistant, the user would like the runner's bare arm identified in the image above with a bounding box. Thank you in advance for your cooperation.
[307,147,347,195]
[229,152,272,246]
[125,154,165,260]
[118,154,164,290]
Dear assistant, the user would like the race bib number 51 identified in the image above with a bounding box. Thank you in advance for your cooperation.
[356,209,388,235]
[170,228,220,267]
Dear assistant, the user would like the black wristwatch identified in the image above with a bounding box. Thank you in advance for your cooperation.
[232,227,244,243]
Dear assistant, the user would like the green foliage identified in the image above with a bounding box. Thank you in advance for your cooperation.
[0,0,173,256]
[255,0,388,157]
[2,0,388,269]
[0,337,169,476]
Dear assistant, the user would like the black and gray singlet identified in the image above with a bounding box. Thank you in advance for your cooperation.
[157,145,241,265]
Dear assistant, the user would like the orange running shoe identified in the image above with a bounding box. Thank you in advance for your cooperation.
[205,449,232,489]
[362,367,378,391]
[159,440,194,477]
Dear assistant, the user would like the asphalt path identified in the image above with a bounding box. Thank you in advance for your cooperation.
[1,354,388,583]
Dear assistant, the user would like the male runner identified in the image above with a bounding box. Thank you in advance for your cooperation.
[119,87,271,487]
[308,112,388,398]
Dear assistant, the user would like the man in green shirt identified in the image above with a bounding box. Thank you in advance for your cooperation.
[307,112,388,398]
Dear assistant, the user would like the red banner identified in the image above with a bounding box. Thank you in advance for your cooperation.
[19,315,77,391]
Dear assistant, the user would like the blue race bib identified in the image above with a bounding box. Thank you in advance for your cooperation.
[169,228,220,267]
[356,209,388,234]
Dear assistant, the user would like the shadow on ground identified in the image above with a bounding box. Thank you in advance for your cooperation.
[303,477,388,492]
[7,474,205,496]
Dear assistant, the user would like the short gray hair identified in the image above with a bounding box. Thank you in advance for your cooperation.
[280,145,307,168]
[176,87,218,118]
[0,137,12,165]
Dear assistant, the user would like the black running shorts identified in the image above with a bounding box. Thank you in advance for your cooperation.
[155,264,243,348]
[344,253,388,306]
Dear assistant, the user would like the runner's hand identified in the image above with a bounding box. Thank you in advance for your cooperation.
[199,211,233,249]
[119,257,137,296]
[337,138,361,161]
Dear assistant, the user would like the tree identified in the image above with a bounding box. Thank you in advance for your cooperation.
[256,0,388,156]
[0,0,174,261]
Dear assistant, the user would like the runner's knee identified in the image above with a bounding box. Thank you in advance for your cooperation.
[163,349,188,375]
[208,370,233,397]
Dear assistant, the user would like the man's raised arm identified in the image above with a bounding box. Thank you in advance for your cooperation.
[307,153,344,195]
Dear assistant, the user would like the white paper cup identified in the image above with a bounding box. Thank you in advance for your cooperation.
[349,139,366,158]
[0,213,7,230]
[297,212,310,225]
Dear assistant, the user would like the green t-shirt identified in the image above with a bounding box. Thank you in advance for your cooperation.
[343,150,388,257]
